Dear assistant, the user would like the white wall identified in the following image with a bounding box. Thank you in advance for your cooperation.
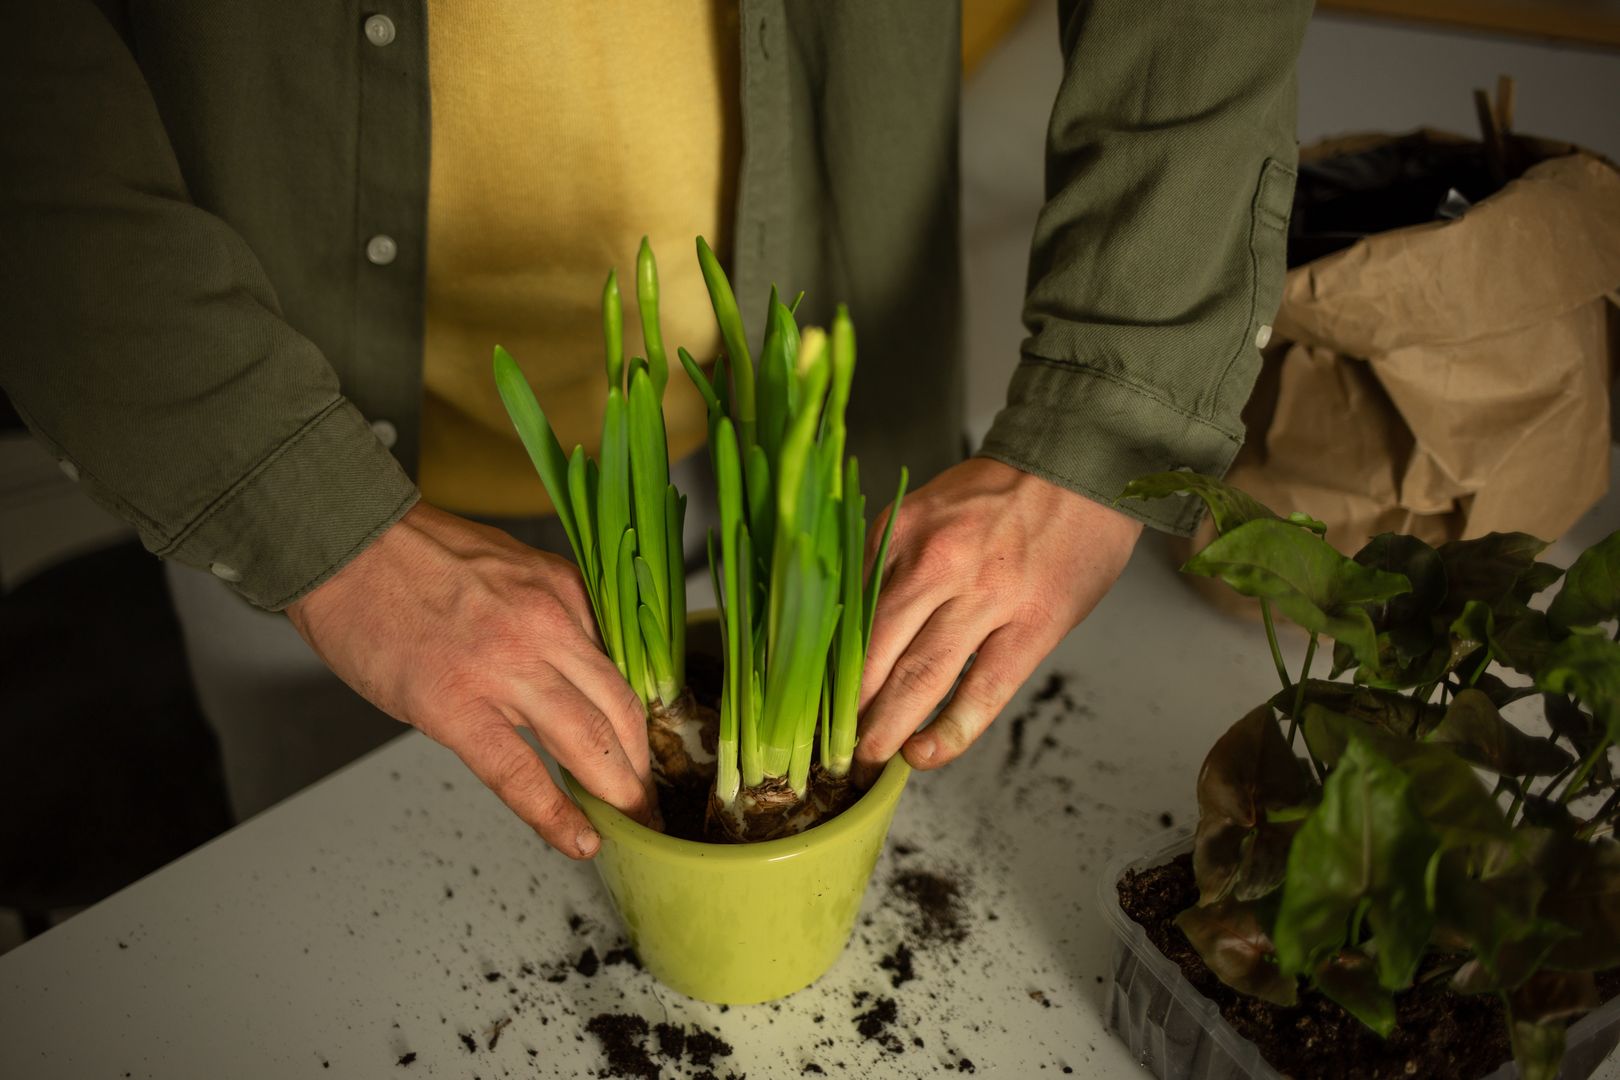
[1299,14,1620,161]
[960,3,1620,439]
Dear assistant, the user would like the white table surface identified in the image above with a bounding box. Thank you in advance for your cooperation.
[6,463,1620,1079]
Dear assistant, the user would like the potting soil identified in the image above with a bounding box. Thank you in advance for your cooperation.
[1117,853,1620,1080]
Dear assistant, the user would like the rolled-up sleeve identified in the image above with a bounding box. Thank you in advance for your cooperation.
[980,0,1312,534]
[0,0,419,608]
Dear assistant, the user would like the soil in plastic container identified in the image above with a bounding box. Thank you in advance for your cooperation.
[1117,853,1620,1080]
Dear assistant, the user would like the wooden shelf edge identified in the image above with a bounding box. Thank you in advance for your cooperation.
[1316,0,1620,50]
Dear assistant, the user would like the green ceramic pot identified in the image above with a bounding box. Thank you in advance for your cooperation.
[565,753,911,1005]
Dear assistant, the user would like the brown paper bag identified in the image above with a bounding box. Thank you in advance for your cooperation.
[1190,139,1620,580]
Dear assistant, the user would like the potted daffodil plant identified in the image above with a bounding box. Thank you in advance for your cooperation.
[493,238,910,1004]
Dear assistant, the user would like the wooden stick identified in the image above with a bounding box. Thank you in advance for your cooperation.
[1494,74,1516,135]
[1495,75,1520,177]
[1473,87,1504,183]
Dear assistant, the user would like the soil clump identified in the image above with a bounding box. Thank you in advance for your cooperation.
[890,869,968,945]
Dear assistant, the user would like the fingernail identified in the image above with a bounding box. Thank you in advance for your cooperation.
[909,736,937,764]
[576,829,600,857]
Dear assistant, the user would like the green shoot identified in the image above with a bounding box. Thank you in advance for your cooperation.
[628,368,671,636]
[759,286,790,470]
[615,527,649,703]
[677,346,721,415]
[863,469,908,651]
[826,306,855,498]
[566,447,602,630]
[636,237,669,400]
[492,345,581,566]
[494,244,691,720]
[696,235,755,455]
[828,457,866,777]
[603,272,624,392]
[503,238,909,833]
[638,602,679,707]
[738,530,761,788]
[598,390,631,678]
[681,256,908,804]
[666,484,687,685]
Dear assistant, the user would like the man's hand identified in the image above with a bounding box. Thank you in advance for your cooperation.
[854,458,1142,781]
[285,503,656,858]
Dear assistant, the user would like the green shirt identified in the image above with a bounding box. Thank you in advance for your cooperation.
[0,0,1310,610]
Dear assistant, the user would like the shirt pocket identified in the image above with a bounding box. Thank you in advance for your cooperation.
[1247,156,1297,337]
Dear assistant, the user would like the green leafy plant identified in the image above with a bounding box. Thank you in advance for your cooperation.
[685,239,906,841]
[494,239,712,787]
[1122,471,1620,1080]
[495,238,905,842]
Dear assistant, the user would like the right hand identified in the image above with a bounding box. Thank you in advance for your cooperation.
[285,502,657,859]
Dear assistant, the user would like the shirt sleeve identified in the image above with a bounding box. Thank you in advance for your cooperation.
[0,1,419,609]
[978,0,1312,534]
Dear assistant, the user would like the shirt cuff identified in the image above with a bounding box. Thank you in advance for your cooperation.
[155,397,420,610]
[977,354,1244,536]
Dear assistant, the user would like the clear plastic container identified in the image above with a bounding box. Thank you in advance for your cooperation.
[1098,830,1620,1080]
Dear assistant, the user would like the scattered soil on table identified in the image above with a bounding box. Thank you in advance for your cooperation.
[685,1029,733,1067]
[1116,853,1620,1080]
[653,1022,686,1060]
[586,1014,659,1080]
[808,852,981,1065]
[1003,670,1087,772]
[404,634,1022,1078]
[602,944,642,969]
[585,1012,737,1080]
[852,993,904,1054]
[889,869,968,945]
[878,941,915,988]
[1031,672,1069,705]
[396,1051,416,1066]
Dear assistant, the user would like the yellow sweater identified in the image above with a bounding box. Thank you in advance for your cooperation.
[419,1,741,516]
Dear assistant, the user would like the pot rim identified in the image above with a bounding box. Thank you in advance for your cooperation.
[564,754,912,864]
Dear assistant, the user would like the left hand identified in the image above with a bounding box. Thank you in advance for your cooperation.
[854,457,1142,782]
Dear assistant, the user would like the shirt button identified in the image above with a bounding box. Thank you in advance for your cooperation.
[210,562,243,583]
[370,419,399,449]
[1255,324,1273,349]
[365,234,397,265]
[363,14,396,47]
[59,460,80,482]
